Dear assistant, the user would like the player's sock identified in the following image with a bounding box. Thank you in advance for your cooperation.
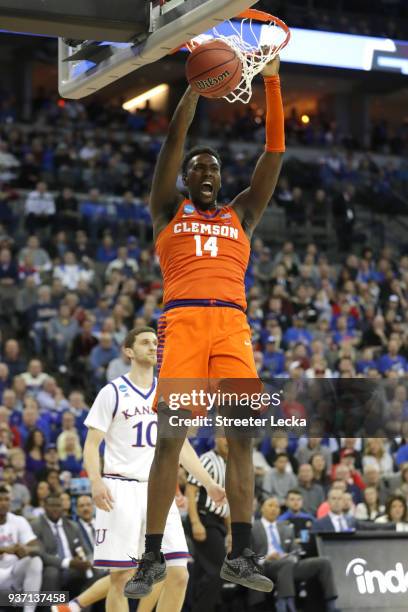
[229,522,252,559]
[69,600,81,612]
[145,533,164,560]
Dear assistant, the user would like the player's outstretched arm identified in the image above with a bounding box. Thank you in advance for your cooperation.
[179,439,226,506]
[231,56,284,236]
[84,427,115,512]
[150,87,200,238]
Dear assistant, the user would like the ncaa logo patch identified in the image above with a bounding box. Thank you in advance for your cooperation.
[119,384,127,393]
[221,212,231,219]
[184,204,195,214]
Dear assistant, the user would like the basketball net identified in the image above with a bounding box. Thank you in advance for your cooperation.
[186,9,290,104]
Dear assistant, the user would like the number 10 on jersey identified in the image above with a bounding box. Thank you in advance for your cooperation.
[194,236,218,257]
[132,421,157,447]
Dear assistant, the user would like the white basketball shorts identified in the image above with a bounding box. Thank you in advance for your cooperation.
[93,477,190,570]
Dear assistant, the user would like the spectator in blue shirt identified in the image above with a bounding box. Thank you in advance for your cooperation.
[135,199,152,226]
[79,188,104,217]
[263,336,285,375]
[116,191,139,223]
[279,489,315,537]
[283,313,313,348]
[95,234,117,263]
[356,347,377,374]
[332,315,357,346]
[57,431,83,476]
[19,400,51,445]
[89,333,119,386]
[80,188,109,240]
[395,438,408,467]
[92,295,113,331]
[126,236,141,261]
[377,339,408,375]
[24,428,46,473]
[67,390,89,444]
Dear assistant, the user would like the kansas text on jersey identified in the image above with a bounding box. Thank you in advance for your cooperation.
[84,374,157,481]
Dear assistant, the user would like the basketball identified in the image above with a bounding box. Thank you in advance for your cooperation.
[186,40,243,99]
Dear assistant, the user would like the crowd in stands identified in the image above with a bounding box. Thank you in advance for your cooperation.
[1,72,408,609]
[209,107,408,158]
[161,1,407,39]
[259,0,408,39]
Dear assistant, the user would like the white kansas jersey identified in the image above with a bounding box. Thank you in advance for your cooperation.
[85,374,157,481]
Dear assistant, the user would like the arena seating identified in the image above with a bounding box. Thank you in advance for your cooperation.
[1,87,408,611]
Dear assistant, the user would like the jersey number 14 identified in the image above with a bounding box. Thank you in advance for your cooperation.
[194,236,218,257]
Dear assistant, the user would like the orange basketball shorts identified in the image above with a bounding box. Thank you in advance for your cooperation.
[156,300,258,381]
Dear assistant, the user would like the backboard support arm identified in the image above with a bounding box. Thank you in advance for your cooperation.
[58,0,258,99]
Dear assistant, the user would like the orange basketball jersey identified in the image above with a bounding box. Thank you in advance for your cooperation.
[155,200,250,310]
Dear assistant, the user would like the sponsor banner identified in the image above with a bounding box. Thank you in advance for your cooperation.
[317,533,408,610]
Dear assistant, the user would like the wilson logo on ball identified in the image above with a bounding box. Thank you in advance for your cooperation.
[194,70,231,90]
[186,39,242,98]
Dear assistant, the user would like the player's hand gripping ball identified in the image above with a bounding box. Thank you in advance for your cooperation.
[186,39,243,98]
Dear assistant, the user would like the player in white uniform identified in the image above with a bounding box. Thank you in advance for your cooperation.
[63,327,225,612]
[0,485,43,612]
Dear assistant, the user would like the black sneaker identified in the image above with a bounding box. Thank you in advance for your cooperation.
[124,552,167,599]
[220,548,274,592]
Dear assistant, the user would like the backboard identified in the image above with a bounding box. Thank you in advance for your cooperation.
[58,0,258,99]
[0,0,149,42]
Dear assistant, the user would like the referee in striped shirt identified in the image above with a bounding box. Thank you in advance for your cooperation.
[186,437,230,612]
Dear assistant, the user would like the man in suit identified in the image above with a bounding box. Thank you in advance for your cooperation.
[313,488,396,534]
[251,497,338,612]
[312,488,356,533]
[32,493,93,597]
[76,494,108,584]
[75,495,95,557]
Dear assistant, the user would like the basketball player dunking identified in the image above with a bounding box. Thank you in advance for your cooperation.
[125,56,284,597]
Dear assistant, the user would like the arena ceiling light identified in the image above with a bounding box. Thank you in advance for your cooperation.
[122,84,169,111]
